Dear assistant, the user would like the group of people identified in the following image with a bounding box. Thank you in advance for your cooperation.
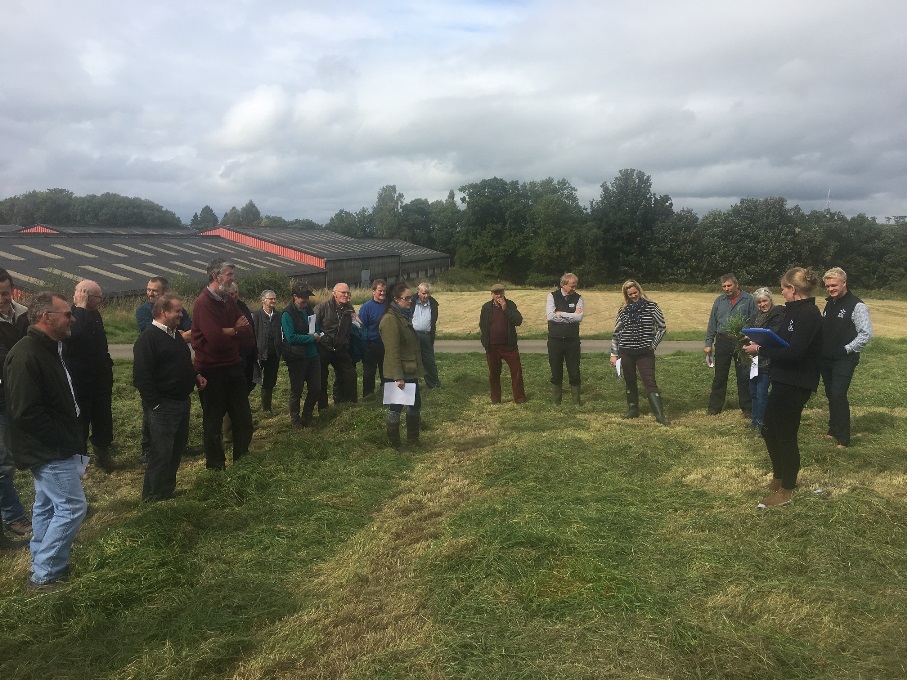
[0,262,873,591]
[486,268,873,511]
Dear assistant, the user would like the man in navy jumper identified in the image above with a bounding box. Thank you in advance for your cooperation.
[133,293,206,500]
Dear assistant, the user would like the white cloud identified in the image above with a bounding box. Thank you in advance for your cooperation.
[1,0,906,223]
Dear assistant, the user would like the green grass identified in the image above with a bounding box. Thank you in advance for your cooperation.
[1,342,905,678]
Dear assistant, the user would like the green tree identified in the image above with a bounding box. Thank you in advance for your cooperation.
[372,185,404,239]
[429,190,461,256]
[590,169,673,281]
[221,206,242,226]
[456,178,530,282]
[521,178,587,285]
[240,200,261,226]
[401,198,432,245]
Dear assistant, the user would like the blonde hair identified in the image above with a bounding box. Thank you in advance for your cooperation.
[621,279,647,304]
[823,267,847,282]
[780,267,819,297]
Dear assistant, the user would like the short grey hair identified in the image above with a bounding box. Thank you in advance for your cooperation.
[260,289,276,301]
[206,258,234,282]
[753,287,774,303]
[27,292,67,325]
[418,281,432,294]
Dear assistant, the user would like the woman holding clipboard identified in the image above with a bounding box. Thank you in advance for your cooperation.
[742,268,822,508]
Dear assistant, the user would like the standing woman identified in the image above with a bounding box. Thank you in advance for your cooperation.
[748,288,785,433]
[379,282,425,448]
[743,268,823,508]
[252,290,282,413]
[609,279,669,426]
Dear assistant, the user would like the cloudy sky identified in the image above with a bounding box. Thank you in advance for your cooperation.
[2,0,906,224]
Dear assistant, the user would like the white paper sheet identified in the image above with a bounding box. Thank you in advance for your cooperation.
[383,381,417,405]
[750,356,759,379]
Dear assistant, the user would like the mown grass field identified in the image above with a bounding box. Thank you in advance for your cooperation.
[101,289,907,344]
[1,335,905,678]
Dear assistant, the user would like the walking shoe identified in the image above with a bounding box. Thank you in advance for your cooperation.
[4,517,32,536]
[1,533,28,550]
[27,579,67,593]
[757,488,792,509]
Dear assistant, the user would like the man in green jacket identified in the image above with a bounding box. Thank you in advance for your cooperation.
[479,284,525,404]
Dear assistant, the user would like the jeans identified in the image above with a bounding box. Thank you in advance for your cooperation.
[361,342,385,397]
[0,412,27,523]
[821,354,859,446]
[287,356,321,423]
[486,346,525,403]
[619,350,658,398]
[75,383,114,450]
[749,372,772,432]
[30,456,88,584]
[143,398,190,501]
[317,345,358,407]
[259,353,281,391]
[417,332,441,388]
[708,335,752,414]
[198,364,254,469]
[547,336,581,386]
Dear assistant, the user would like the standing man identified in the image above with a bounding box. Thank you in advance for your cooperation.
[65,280,116,472]
[5,292,87,591]
[411,282,441,388]
[136,276,191,340]
[705,273,756,416]
[0,269,31,547]
[136,276,191,463]
[252,289,282,413]
[133,293,206,501]
[358,279,387,398]
[191,259,255,470]
[314,282,358,407]
[547,272,584,405]
[821,267,873,449]
[479,283,526,404]
[282,285,323,428]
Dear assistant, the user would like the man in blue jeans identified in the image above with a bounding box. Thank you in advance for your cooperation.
[4,292,88,591]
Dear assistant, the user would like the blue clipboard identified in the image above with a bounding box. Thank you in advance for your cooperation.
[742,328,789,348]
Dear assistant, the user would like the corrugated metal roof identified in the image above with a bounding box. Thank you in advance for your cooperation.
[366,238,449,261]
[0,234,325,296]
[204,227,402,259]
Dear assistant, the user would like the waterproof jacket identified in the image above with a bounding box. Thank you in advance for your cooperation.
[4,326,85,469]
[380,306,425,381]
[479,298,523,350]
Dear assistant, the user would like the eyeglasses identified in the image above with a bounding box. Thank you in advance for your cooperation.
[46,311,74,319]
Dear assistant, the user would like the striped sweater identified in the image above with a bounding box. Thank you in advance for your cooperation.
[611,300,666,354]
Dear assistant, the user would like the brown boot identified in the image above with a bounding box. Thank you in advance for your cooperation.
[766,478,782,492]
[757,488,793,509]
[92,445,118,473]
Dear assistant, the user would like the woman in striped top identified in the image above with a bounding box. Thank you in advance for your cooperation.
[609,279,669,425]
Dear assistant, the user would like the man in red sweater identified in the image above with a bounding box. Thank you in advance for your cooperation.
[191,259,255,469]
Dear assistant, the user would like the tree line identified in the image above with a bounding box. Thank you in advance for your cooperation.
[322,170,907,290]
[4,171,907,290]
